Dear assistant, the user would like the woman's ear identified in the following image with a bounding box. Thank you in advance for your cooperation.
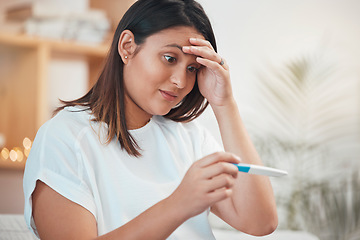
[118,30,136,64]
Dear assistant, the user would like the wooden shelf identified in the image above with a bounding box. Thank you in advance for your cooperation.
[0,159,26,171]
[0,32,110,57]
[0,0,136,170]
[0,33,111,170]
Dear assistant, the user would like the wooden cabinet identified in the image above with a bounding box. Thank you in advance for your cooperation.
[0,0,136,170]
[0,33,110,169]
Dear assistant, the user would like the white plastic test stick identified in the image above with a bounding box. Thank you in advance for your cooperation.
[233,163,288,177]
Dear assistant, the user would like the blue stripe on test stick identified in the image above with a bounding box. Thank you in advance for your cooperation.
[234,164,250,173]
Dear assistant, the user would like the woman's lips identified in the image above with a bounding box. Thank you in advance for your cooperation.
[159,90,177,102]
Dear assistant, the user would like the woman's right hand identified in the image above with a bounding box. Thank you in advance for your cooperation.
[168,152,241,219]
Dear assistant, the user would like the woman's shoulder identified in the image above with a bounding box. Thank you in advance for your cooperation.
[38,106,94,141]
[53,105,92,123]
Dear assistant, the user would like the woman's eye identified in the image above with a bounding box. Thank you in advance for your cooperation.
[164,55,176,63]
[187,66,199,73]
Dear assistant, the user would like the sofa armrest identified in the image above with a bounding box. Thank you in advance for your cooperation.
[0,214,37,239]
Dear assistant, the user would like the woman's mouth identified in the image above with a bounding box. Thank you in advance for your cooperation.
[159,90,177,102]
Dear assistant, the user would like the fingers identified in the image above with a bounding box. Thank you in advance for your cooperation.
[202,161,238,179]
[182,38,229,70]
[206,173,236,191]
[196,152,239,190]
[172,152,240,217]
[197,152,241,168]
[196,57,228,73]
[183,45,219,62]
[207,188,233,204]
[189,37,214,50]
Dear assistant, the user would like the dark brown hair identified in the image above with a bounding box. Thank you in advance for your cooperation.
[54,0,217,156]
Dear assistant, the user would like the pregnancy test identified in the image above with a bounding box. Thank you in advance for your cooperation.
[233,163,288,177]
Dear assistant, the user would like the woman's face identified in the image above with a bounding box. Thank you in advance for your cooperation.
[122,26,204,127]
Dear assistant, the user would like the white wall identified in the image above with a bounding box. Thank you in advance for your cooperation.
[197,0,360,229]
[197,0,360,139]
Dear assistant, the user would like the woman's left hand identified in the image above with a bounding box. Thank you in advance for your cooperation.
[183,38,233,107]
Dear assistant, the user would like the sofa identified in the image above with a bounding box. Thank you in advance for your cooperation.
[0,214,37,240]
[209,213,319,240]
[0,214,319,240]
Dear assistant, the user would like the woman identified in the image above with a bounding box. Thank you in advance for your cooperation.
[23,0,278,239]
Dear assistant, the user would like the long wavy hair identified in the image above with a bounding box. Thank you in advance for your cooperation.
[54,0,217,156]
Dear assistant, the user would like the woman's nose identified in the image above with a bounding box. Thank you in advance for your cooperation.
[170,69,187,89]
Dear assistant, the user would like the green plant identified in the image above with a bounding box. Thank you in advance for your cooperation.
[299,172,360,240]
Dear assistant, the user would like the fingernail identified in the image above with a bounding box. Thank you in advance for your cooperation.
[190,38,197,42]
[183,46,190,51]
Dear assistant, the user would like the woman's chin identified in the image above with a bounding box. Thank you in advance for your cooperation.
[152,106,174,116]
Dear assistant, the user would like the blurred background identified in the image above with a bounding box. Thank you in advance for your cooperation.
[0,0,359,239]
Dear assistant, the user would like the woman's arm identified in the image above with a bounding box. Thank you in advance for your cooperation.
[211,100,278,236]
[32,180,185,240]
[32,152,240,240]
[183,38,278,236]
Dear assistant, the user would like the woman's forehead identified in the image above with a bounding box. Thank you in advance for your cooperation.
[145,26,205,46]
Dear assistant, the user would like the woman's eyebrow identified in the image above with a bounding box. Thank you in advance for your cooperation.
[164,44,184,53]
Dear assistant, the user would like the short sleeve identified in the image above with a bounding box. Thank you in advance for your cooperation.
[23,113,96,238]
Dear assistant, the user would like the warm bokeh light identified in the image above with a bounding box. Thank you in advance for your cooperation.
[1,148,9,160]
[0,139,32,164]
[16,149,24,162]
[23,137,32,149]
[0,133,5,147]
[24,148,31,157]
[9,149,17,162]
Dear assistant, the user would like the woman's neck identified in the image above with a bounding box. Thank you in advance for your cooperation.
[124,96,152,130]
[126,115,152,130]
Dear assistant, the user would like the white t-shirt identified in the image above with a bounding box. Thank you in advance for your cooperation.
[23,106,222,239]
